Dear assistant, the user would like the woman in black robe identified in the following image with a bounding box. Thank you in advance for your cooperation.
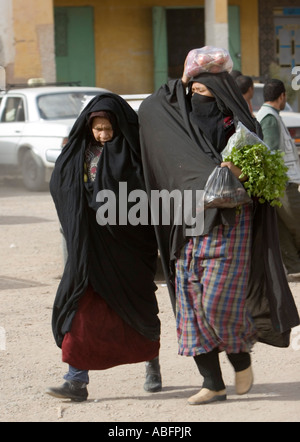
[139,49,299,405]
[46,93,161,402]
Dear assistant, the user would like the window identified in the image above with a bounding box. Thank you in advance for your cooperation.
[37,92,95,120]
[1,97,25,122]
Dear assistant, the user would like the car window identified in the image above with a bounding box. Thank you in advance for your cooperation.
[37,92,95,120]
[1,97,25,122]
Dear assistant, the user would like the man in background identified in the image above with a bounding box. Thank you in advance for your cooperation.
[256,79,300,279]
[235,75,254,115]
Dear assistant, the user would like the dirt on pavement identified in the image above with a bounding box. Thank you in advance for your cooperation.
[0,176,300,423]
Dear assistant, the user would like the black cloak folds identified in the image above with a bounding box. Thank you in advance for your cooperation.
[139,73,299,347]
[50,92,160,348]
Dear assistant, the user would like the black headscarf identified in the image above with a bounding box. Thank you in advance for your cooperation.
[50,92,160,348]
[139,72,299,347]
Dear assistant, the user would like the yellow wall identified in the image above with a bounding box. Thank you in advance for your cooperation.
[9,0,259,91]
[54,0,259,93]
[231,0,260,76]
[216,0,228,23]
[12,0,55,83]
[54,0,205,93]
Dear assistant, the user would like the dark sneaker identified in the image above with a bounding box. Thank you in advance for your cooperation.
[144,357,162,393]
[45,380,88,402]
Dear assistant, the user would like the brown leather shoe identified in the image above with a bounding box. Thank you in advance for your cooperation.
[235,366,253,395]
[188,388,227,405]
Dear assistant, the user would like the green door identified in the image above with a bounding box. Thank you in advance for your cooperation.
[54,6,95,86]
[152,7,168,91]
[228,5,241,71]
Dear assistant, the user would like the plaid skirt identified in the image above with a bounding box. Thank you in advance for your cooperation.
[175,204,257,356]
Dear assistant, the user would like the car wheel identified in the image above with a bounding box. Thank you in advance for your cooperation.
[21,150,46,191]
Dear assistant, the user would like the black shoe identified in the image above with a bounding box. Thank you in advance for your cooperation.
[144,357,162,393]
[45,380,88,402]
[287,272,300,282]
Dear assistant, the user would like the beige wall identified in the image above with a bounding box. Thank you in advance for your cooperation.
[54,0,259,93]
[8,0,259,91]
[215,0,228,23]
[232,0,260,76]
[54,0,208,93]
[12,0,55,84]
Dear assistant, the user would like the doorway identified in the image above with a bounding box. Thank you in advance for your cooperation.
[166,8,205,80]
[152,7,204,89]
[152,6,240,90]
[54,6,96,86]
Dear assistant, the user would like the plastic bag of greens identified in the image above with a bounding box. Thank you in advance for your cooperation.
[222,122,268,159]
[222,122,288,207]
[204,166,252,208]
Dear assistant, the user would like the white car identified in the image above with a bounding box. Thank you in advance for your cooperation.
[121,94,150,112]
[0,86,109,190]
[253,83,300,153]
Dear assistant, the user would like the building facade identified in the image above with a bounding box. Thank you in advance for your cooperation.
[0,0,299,99]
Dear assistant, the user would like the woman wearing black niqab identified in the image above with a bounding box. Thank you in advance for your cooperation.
[46,92,161,402]
[139,48,299,405]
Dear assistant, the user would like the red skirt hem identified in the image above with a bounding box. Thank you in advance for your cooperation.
[62,285,160,370]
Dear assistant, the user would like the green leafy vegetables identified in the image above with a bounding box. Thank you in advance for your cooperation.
[223,143,288,207]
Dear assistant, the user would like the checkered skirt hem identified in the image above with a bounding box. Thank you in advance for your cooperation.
[175,205,257,356]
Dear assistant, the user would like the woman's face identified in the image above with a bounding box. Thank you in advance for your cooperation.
[191,82,214,97]
[91,117,114,146]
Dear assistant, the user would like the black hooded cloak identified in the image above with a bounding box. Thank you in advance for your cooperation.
[139,72,299,347]
[50,92,160,348]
